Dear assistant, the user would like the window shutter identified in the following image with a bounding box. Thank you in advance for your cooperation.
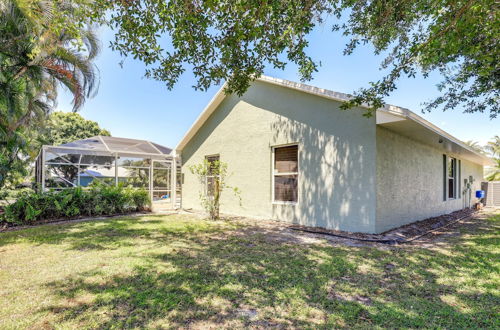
[458,159,462,198]
[275,145,298,173]
[443,154,447,201]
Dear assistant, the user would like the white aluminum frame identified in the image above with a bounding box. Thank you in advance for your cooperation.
[447,156,458,200]
[204,154,220,199]
[271,143,299,205]
[151,159,174,207]
[37,144,179,209]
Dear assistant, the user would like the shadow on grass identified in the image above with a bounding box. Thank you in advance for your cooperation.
[38,215,499,328]
[0,215,235,251]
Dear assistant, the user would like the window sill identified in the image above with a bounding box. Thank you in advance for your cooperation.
[272,201,298,206]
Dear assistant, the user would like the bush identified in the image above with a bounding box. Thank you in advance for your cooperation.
[0,184,151,225]
[2,187,35,200]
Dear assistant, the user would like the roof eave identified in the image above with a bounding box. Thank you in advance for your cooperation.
[376,107,494,166]
[175,75,493,166]
[175,82,228,152]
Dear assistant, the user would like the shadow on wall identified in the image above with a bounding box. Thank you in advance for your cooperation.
[247,83,377,233]
[182,81,377,233]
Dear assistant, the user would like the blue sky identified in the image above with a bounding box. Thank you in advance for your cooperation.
[59,24,498,149]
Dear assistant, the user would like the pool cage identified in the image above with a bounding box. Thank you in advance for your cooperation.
[35,136,181,209]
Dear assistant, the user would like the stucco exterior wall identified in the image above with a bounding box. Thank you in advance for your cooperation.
[181,81,378,233]
[376,126,483,233]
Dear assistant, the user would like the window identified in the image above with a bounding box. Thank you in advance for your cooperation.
[447,156,457,199]
[205,155,219,197]
[273,145,298,203]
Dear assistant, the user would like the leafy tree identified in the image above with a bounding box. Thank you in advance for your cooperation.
[85,0,498,118]
[37,112,111,188]
[38,112,110,146]
[0,0,100,190]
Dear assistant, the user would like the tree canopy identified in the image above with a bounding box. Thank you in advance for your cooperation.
[35,112,111,187]
[83,0,499,118]
[38,112,111,146]
[0,0,100,190]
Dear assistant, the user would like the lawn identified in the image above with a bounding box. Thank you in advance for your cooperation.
[0,212,498,329]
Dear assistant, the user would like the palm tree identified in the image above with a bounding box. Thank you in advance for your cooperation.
[484,136,500,182]
[1,0,99,113]
[0,0,100,189]
[485,136,500,158]
[464,140,485,154]
[485,159,500,181]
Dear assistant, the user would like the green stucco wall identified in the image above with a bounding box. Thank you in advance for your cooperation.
[181,81,378,233]
[376,126,483,233]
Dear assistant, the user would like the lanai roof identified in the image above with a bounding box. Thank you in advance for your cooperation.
[47,136,172,158]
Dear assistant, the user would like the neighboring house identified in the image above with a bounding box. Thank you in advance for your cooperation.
[175,76,493,234]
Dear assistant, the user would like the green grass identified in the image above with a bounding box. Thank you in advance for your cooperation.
[0,212,499,329]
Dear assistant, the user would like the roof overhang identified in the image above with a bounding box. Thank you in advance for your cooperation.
[376,107,494,166]
[175,84,228,152]
[175,75,494,166]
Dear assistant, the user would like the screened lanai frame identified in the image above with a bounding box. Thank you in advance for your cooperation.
[35,136,180,208]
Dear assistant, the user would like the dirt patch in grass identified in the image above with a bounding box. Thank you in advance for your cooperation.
[409,209,499,247]
[0,211,498,328]
[284,208,477,244]
[212,209,488,249]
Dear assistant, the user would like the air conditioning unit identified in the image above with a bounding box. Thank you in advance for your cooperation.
[482,182,500,207]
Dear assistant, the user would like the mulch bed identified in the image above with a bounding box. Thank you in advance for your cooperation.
[288,208,477,244]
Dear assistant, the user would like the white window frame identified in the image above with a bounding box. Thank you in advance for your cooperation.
[271,143,299,205]
[205,154,220,198]
[448,156,457,200]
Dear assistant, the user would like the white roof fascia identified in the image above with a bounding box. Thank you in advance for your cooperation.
[175,75,492,165]
[376,106,493,165]
[175,82,228,151]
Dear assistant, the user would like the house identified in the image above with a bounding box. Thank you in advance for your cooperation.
[175,76,493,234]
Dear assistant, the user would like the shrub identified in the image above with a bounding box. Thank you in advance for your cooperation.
[2,187,35,200]
[189,159,241,220]
[0,184,151,225]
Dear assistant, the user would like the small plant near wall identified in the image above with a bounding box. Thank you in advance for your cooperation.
[189,159,240,220]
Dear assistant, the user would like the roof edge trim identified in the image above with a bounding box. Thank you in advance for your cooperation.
[175,83,228,151]
[175,75,492,165]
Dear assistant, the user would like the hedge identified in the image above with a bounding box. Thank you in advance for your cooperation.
[0,184,150,226]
